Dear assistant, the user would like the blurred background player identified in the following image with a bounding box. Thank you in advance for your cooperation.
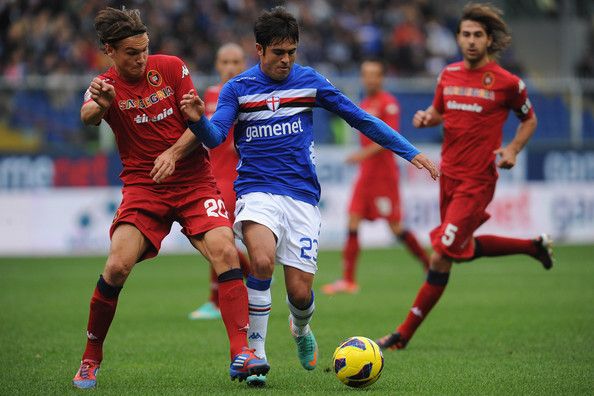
[72,8,268,389]
[188,43,251,320]
[178,6,439,386]
[377,3,554,352]
[322,59,429,295]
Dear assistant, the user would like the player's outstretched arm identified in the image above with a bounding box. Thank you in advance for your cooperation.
[411,153,440,180]
[81,77,115,125]
[494,114,538,169]
[412,106,442,128]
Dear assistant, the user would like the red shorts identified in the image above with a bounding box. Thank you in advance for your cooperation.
[348,176,401,222]
[430,174,495,260]
[216,177,237,222]
[110,183,231,261]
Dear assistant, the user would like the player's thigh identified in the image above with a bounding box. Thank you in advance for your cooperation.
[104,223,151,284]
[110,185,174,262]
[284,265,314,307]
[242,221,277,277]
[430,183,493,260]
[276,196,321,275]
[175,184,232,237]
[188,226,239,275]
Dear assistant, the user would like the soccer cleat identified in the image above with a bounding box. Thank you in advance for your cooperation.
[289,317,318,370]
[376,332,408,351]
[188,301,221,320]
[534,233,554,270]
[246,374,267,387]
[321,279,359,295]
[229,347,270,382]
[72,359,100,389]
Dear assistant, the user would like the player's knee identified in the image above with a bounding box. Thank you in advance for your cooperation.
[287,287,312,309]
[249,254,275,278]
[429,251,452,272]
[104,254,135,285]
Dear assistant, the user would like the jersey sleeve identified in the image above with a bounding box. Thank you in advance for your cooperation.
[188,81,238,148]
[506,77,534,121]
[314,71,419,161]
[431,71,445,114]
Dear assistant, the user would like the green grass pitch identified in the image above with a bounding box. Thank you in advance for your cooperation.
[1,245,593,395]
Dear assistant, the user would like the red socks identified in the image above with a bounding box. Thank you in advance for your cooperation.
[400,230,430,271]
[343,231,360,283]
[474,235,538,258]
[217,269,249,359]
[82,276,121,362]
[397,270,449,340]
[209,249,251,308]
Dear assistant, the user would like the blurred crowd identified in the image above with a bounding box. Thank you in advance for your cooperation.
[0,0,466,80]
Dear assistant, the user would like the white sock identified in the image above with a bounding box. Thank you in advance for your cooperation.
[287,291,315,337]
[246,276,272,361]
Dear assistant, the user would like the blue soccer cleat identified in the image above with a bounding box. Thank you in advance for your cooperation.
[229,347,270,382]
[289,316,318,370]
[72,359,100,389]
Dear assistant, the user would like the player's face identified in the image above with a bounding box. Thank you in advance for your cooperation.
[216,47,246,84]
[361,61,384,96]
[457,20,492,67]
[107,33,149,81]
[257,40,297,81]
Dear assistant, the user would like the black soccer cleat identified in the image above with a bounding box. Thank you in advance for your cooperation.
[534,233,554,270]
[376,332,408,351]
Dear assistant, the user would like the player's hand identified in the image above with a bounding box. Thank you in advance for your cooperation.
[412,110,432,128]
[411,153,440,180]
[150,148,177,184]
[494,146,518,169]
[180,89,205,122]
[88,77,115,110]
[346,152,364,164]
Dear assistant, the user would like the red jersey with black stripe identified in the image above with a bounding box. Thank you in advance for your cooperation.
[84,54,213,186]
[358,91,401,181]
[432,61,535,182]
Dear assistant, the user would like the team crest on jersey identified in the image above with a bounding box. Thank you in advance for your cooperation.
[482,71,495,88]
[147,70,162,87]
[266,95,281,112]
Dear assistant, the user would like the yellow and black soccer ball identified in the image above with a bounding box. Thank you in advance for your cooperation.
[332,336,384,388]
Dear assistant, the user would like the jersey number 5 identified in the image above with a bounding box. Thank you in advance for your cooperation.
[441,223,458,247]
[204,198,229,219]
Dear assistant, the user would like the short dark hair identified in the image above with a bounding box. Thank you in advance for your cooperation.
[95,7,147,47]
[457,3,511,56]
[254,6,299,51]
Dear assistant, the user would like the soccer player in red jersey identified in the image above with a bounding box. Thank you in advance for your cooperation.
[322,60,429,295]
[188,43,251,320]
[72,8,268,389]
[377,3,554,351]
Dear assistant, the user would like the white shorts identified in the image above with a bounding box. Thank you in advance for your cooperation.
[234,192,321,274]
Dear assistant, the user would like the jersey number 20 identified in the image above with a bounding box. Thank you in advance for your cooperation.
[204,198,229,219]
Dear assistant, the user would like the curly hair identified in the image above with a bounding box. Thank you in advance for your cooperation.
[94,7,147,47]
[457,3,511,57]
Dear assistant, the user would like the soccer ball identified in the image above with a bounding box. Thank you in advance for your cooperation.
[332,336,384,388]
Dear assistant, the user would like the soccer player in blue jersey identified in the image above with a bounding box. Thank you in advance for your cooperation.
[175,6,438,386]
